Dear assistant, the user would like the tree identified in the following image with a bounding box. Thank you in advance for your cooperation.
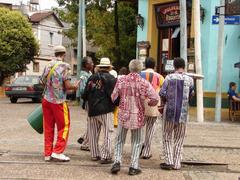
[56,0,137,69]
[0,8,39,85]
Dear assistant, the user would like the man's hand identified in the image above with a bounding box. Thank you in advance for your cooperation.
[74,80,81,90]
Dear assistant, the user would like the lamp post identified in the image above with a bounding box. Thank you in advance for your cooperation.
[77,0,82,78]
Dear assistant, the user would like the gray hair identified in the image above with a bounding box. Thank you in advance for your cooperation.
[129,59,143,73]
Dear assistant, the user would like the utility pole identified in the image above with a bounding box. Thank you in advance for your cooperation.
[179,0,188,67]
[82,0,87,57]
[215,1,225,122]
[193,0,204,123]
[114,0,121,66]
[77,0,82,78]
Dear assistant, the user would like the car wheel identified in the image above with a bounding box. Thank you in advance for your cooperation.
[10,97,18,103]
[32,98,41,103]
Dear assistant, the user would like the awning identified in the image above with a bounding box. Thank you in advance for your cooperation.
[234,62,240,68]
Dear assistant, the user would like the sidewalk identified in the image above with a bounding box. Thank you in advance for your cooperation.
[0,98,240,179]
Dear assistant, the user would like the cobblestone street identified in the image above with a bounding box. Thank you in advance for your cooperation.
[0,98,240,179]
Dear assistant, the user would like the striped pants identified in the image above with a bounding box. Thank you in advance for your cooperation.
[142,116,157,157]
[114,125,143,169]
[80,117,89,147]
[88,113,112,160]
[162,118,187,169]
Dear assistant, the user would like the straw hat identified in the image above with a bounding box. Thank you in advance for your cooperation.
[54,45,66,53]
[97,57,112,67]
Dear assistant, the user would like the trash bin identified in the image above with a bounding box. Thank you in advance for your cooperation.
[27,105,43,134]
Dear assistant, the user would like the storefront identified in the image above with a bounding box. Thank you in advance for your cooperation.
[137,0,240,107]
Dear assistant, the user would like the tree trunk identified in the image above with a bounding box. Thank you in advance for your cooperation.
[0,71,4,86]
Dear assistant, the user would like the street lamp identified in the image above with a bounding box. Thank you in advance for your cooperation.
[136,14,144,30]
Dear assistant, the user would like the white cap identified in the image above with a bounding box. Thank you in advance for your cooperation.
[97,57,112,67]
[54,45,66,53]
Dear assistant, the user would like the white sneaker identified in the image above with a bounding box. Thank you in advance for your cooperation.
[44,156,52,162]
[51,153,70,162]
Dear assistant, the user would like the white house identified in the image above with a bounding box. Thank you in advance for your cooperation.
[26,11,64,76]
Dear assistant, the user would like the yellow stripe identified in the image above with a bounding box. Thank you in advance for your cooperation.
[63,102,69,140]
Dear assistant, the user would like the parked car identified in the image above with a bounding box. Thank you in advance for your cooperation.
[66,76,77,100]
[5,75,44,103]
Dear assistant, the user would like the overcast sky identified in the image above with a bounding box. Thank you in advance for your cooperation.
[0,0,59,10]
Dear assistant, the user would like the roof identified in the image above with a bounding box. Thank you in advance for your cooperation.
[29,11,64,27]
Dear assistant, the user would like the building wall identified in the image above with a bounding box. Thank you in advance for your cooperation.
[138,0,240,98]
[201,0,240,94]
[26,60,49,76]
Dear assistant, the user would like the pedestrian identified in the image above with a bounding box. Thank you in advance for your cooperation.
[140,57,164,159]
[111,59,159,176]
[159,58,194,170]
[82,57,116,164]
[41,45,80,162]
[76,56,94,151]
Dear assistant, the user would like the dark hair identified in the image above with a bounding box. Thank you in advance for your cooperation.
[229,82,236,88]
[119,67,128,75]
[82,56,92,68]
[55,52,65,57]
[174,57,185,69]
[145,57,155,69]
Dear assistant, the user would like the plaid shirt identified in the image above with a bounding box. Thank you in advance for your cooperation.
[111,73,159,129]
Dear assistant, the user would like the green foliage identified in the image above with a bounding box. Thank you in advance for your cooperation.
[0,7,39,84]
[56,0,137,69]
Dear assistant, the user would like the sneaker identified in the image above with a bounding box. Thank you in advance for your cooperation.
[111,162,120,174]
[91,156,101,161]
[51,153,70,162]
[160,163,174,170]
[77,137,84,144]
[80,145,90,151]
[44,156,52,162]
[100,159,113,164]
[141,154,152,160]
[128,167,142,176]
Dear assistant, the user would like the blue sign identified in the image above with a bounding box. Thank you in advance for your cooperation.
[212,15,240,25]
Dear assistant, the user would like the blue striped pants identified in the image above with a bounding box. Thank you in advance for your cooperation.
[88,113,112,160]
[162,118,187,169]
[114,125,143,169]
[142,116,157,157]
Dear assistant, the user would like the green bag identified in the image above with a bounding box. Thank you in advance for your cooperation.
[27,62,60,134]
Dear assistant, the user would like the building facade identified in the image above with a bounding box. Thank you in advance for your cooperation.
[137,0,240,107]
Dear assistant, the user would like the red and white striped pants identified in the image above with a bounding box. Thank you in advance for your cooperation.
[162,118,187,169]
[142,116,157,157]
[88,113,112,160]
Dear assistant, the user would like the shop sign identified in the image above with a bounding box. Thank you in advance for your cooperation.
[155,2,191,28]
[212,15,240,25]
[225,0,240,15]
[164,60,175,72]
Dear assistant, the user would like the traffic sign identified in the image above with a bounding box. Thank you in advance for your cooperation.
[212,15,240,25]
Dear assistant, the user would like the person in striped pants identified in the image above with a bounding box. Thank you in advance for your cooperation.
[159,58,194,170]
[82,58,117,164]
[140,57,164,159]
[111,60,159,176]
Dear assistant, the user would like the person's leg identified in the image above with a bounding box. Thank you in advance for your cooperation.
[52,102,70,154]
[113,125,128,164]
[42,99,55,157]
[173,122,187,169]
[130,128,143,169]
[142,116,157,158]
[162,118,174,166]
[80,116,90,151]
[99,113,112,160]
[88,116,101,159]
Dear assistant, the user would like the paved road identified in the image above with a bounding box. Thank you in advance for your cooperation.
[0,98,240,179]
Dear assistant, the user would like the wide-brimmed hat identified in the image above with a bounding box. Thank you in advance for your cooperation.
[97,57,112,67]
[54,45,66,53]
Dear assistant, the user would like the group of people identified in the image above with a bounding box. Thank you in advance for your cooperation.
[40,45,194,176]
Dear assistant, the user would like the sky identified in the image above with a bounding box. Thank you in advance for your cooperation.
[0,0,59,10]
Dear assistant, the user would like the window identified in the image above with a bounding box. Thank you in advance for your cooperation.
[33,62,39,72]
[49,32,53,45]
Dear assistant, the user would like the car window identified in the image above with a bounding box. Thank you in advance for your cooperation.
[14,76,39,85]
